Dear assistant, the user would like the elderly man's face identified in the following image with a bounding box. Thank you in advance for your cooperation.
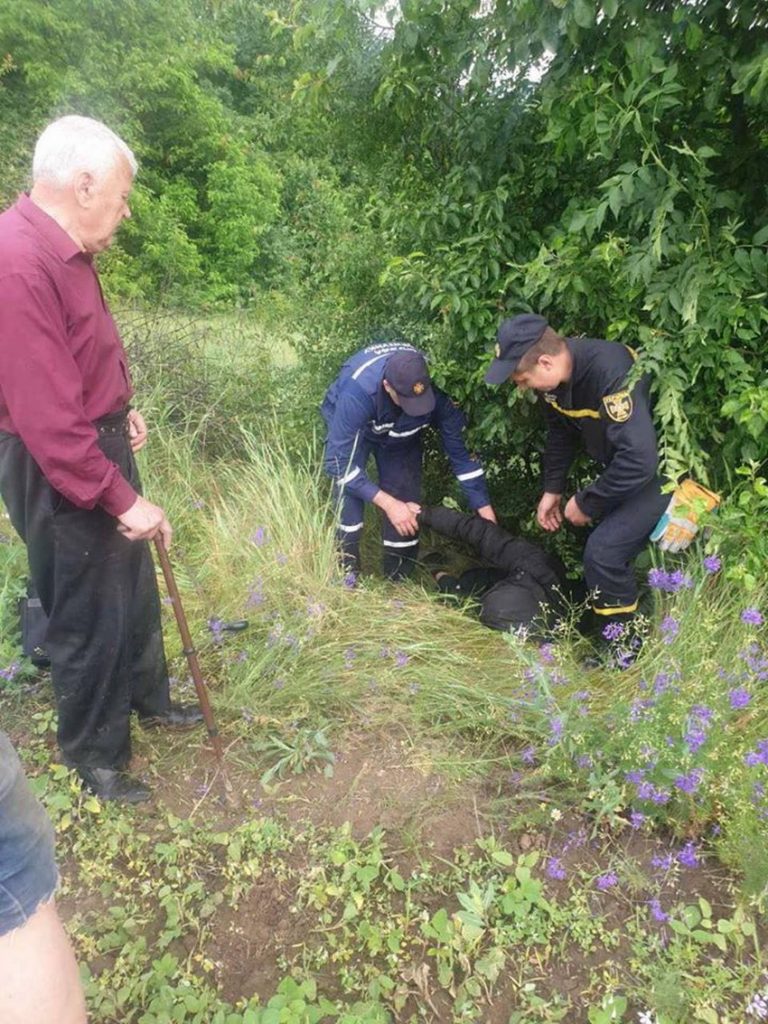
[79,155,133,253]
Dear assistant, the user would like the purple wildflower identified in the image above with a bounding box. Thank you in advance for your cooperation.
[651,853,674,871]
[649,898,669,922]
[647,567,667,590]
[563,828,587,851]
[678,842,700,868]
[730,687,751,710]
[207,617,224,644]
[343,571,358,590]
[674,769,703,795]
[548,716,564,744]
[595,872,618,891]
[746,990,768,1019]
[744,740,768,767]
[602,622,625,642]
[742,607,764,627]
[625,770,646,785]
[521,745,536,765]
[0,661,20,682]
[191,498,205,510]
[251,526,268,547]
[660,615,679,644]
[539,643,555,664]
[668,569,694,591]
[394,650,410,668]
[546,857,567,880]
[576,754,593,769]
[684,704,714,754]
[653,672,670,695]
[629,811,646,830]
[648,568,693,593]
[685,728,707,754]
[703,554,721,573]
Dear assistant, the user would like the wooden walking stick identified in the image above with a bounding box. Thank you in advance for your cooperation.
[154,535,237,805]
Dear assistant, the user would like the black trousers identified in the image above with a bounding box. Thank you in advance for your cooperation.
[335,438,423,579]
[0,420,170,769]
[583,475,668,621]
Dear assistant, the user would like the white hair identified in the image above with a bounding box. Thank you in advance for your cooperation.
[32,115,138,187]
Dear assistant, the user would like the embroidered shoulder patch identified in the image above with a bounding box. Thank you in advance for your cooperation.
[602,390,633,423]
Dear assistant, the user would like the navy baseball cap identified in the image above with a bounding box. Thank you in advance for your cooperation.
[385,350,436,415]
[484,314,549,385]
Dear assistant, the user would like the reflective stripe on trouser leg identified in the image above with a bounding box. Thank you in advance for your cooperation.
[375,438,422,579]
[583,476,668,617]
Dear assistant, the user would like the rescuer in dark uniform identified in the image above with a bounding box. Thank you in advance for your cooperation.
[485,314,668,643]
[322,339,496,578]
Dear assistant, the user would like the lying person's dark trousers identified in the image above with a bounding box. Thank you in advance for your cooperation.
[420,505,579,636]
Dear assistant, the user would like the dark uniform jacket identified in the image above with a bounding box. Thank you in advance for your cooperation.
[541,338,659,521]
[321,341,490,508]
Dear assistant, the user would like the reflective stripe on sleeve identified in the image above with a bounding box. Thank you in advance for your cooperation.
[337,466,361,486]
[389,425,427,438]
[456,467,484,482]
[338,522,364,533]
[382,538,420,548]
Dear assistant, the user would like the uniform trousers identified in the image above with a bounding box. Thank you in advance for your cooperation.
[583,475,668,621]
[0,414,171,769]
[335,438,422,579]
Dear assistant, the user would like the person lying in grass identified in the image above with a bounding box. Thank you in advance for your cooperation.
[413,504,584,638]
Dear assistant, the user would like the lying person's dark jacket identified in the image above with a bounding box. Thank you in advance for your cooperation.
[418,505,576,635]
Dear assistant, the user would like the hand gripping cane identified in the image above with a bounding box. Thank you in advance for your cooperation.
[154,536,236,805]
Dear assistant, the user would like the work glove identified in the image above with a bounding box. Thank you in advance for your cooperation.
[650,479,721,553]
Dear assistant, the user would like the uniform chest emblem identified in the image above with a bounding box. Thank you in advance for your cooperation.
[603,390,633,423]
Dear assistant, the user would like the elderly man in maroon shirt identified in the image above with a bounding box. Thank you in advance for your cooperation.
[0,115,202,804]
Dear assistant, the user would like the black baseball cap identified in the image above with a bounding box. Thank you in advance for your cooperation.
[385,350,436,415]
[484,314,549,385]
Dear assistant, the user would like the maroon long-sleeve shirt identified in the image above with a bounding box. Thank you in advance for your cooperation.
[0,194,137,516]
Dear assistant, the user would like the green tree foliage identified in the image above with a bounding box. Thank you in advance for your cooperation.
[0,0,282,302]
[1,0,766,512]
[340,0,768,491]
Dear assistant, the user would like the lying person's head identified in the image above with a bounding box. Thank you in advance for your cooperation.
[479,576,550,637]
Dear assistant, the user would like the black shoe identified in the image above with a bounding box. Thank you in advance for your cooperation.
[138,702,204,730]
[220,619,249,633]
[78,766,151,804]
